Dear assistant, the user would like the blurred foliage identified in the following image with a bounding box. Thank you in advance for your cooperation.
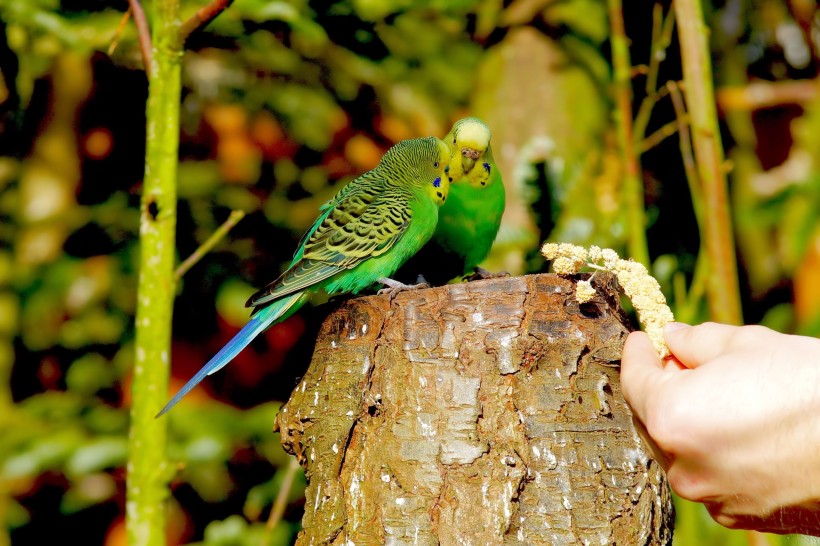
[1,0,820,545]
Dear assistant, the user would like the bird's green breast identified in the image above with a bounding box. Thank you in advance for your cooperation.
[433,167,505,272]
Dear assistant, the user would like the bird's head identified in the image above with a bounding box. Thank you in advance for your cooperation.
[383,136,450,205]
[444,118,494,188]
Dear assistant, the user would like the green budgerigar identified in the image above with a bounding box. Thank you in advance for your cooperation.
[157,137,450,416]
[398,117,505,286]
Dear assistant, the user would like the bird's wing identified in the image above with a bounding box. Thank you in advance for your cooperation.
[292,174,378,258]
[247,188,411,308]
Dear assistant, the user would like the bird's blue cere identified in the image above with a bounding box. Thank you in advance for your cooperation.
[433,177,441,187]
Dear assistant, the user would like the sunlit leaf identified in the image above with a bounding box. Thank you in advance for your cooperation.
[65,437,127,476]
[61,473,117,513]
[2,429,85,479]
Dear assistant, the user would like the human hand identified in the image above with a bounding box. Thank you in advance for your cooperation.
[620,322,820,535]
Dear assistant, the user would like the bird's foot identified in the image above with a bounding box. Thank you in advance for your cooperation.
[464,267,510,282]
[377,277,431,300]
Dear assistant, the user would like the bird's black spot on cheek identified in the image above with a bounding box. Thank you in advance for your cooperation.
[448,177,453,182]
[481,181,486,186]
[436,191,443,198]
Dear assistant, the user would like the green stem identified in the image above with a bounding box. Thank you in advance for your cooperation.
[175,209,245,281]
[126,0,181,544]
[639,117,682,153]
[674,0,742,325]
[634,4,675,140]
[607,0,649,267]
[667,81,705,228]
[266,457,301,538]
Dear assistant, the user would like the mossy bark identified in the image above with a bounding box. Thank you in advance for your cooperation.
[277,274,674,545]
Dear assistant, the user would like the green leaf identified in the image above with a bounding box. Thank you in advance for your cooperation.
[5,498,30,528]
[204,514,248,545]
[66,353,116,396]
[65,436,127,476]
[2,429,85,479]
[60,473,117,513]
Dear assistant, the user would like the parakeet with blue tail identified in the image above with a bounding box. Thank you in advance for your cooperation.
[398,117,506,286]
[156,137,451,417]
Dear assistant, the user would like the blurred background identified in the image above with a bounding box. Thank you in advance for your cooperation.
[2,0,820,544]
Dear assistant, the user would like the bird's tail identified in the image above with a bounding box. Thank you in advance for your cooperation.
[155,292,309,417]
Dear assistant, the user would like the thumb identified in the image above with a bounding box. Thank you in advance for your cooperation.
[663,322,742,369]
[620,330,665,424]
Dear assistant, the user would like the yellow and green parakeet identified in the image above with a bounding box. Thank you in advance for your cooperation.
[157,137,450,416]
[398,117,505,286]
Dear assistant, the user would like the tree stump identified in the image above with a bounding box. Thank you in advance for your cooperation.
[275,273,674,545]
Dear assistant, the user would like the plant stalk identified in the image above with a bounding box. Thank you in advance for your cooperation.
[125,0,181,544]
[607,0,649,267]
[674,0,742,324]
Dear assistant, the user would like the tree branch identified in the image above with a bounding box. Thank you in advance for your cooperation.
[174,209,245,281]
[634,4,676,139]
[674,0,742,324]
[639,118,683,153]
[179,0,235,44]
[607,0,649,267]
[108,9,132,57]
[717,79,818,112]
[266,457,301,535]
[666,81,703,225]
[127,0,153,70]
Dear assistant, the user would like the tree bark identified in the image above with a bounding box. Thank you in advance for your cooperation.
[276,273,674,545]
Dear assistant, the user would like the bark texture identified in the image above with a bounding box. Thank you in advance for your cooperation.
[276,273,674,546]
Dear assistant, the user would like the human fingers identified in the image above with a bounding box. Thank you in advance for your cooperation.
[663,322,745,369]
[620,331,665,424]
[620,331,679,468]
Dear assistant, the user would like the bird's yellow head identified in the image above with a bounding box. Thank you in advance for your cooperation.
[379,137,450,205]
[444,117,494,188]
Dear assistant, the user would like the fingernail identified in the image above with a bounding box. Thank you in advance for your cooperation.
[664,322,690,334]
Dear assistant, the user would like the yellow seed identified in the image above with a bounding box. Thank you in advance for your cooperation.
[541,243,674,357]
[575,280,596,303]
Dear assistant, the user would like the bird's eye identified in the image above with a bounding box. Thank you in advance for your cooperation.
[453,138,456,144]
[434,162,439,168]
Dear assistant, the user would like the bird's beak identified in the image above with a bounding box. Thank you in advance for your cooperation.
[461,148,479,173]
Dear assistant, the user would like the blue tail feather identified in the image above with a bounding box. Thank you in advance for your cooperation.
[156,293,306,417]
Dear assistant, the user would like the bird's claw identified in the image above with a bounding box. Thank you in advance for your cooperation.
[464,267,510,282]
[377,277,431,300]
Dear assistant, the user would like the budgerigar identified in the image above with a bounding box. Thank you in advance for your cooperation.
[398,117,505,286]
[157,137,450,416]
